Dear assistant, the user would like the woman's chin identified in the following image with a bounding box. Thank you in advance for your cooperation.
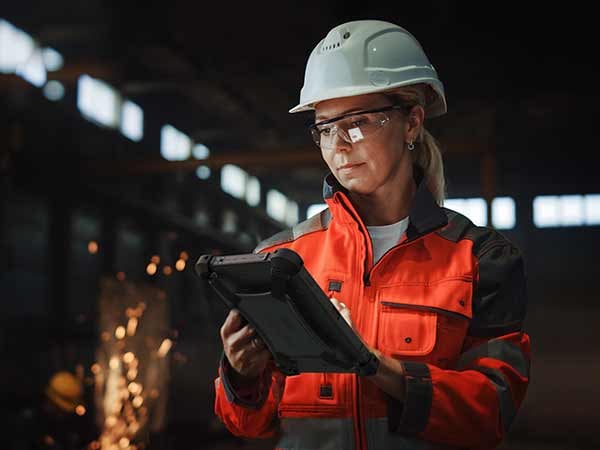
[340,178,376,195]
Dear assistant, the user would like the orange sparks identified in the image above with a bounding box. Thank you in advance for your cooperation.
[175,259,186,271]
[88,241,98,254]
[146,262,157,276]
[126,317,138,336]
[115,326,126,340]
[157,338,173,358]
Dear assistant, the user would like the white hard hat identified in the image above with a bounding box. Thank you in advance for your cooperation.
[290,20,447,117]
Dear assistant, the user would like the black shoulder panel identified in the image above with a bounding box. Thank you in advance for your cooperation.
[438,208,528,338]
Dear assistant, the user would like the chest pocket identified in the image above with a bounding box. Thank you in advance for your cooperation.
[378,303,437,356]
[376,277,473,365]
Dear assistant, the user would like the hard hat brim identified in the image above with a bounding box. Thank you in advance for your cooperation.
[289,80,447,117]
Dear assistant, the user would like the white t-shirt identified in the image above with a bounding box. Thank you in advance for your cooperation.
[366,216,410,265]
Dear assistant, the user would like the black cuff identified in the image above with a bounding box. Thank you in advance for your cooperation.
[388,362,432,434]
[219,353,271,410]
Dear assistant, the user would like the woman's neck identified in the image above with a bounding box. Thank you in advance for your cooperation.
[348,170,417,227]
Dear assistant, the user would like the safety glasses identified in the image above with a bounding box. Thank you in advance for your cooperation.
[309,104,408,149]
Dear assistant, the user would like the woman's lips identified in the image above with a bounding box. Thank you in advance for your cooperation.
[337,163,364,172]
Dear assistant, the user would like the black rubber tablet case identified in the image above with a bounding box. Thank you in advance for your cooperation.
[195,248,379,376]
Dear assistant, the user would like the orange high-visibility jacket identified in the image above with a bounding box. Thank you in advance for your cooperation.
[214,170,531,450]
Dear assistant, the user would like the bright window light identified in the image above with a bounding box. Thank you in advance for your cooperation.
[160,124,191,161]
[533,196,559,228]
[444,198,487,226]
[246,176,261,207]
[192,143,210,160]
[221,164,247,199]
[195,165,211,180]
[77,74,121,128]
[222,210,237,233]
[43,80,64,101]
[307,203,328,218]
[120,100,143,141]
[492,197,516,230]
[17,46,46,87]
[41,47,63,71]
[560,195,584,226]
[585,194,600,225]
[533,195,589,228]
[267,189,288,223]
[0,19,35,74]
[285,201,299,226]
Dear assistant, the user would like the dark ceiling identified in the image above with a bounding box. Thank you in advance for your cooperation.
[3,0,599,204]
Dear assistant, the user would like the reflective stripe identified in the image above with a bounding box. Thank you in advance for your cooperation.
[477,367,517,433]
[277,417,354,450]
[254,208,332,253]
[365,417,458,450]
[456,339,530,378]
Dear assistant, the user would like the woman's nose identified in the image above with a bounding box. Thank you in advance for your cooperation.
[331,128,353,151]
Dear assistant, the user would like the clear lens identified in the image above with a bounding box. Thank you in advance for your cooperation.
[310,111,390,148]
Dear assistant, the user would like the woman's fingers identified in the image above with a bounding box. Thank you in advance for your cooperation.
[330,297,353,327]
[220,309,244,341]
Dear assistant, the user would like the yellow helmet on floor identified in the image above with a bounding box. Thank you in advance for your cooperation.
[45,371,83,413]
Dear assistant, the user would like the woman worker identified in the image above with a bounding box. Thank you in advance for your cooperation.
[214,19,531,450]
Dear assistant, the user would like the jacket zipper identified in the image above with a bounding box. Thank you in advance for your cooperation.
[363,234,418,286]
[334,193,373,288]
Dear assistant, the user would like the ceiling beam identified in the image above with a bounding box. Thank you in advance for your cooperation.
[80,136,493,177]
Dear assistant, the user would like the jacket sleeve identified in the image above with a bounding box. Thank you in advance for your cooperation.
[388,234,531,449]
[214,354,285,438]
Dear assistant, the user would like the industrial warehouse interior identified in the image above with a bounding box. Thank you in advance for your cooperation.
[1,1,599,449]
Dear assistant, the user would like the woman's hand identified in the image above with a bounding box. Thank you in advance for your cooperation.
[330,297,354,328]
[220,309,271,383]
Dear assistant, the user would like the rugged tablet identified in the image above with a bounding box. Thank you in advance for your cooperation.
[195,248,378,376]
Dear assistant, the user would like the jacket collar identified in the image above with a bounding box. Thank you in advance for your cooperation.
[322,164,448,239]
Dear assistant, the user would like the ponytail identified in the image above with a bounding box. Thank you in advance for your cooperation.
[387,84,446,204]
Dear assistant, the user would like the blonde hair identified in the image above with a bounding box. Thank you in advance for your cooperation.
[386,84,446,204]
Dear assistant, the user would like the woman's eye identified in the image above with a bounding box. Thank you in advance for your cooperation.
[320,127,333,136]
[350,117,368,127]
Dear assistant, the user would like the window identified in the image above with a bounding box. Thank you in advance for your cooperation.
[195,165,211,180]
[160,124,191,161]
[43,80,64,101]
[266,189,288,223]
[585,194,600,226]
[17,46,45,87]
[285,201,299,226]
[120,100,144,142]
[220,164,247,200]
[307,203,328,219]
[0,19,35,74]
[534,194,599,228]
[492,197,516,230]
[192,143,210,160]
[77,75,121,128]
[41,47,63,71]
[245,176,261,207]
[444,198,487,226]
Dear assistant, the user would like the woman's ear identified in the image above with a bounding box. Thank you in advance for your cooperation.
[405,105,425,142]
